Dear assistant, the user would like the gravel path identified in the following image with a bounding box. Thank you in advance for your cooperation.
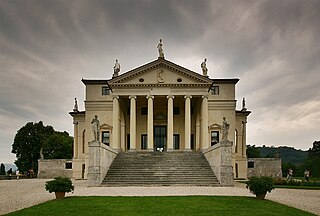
[0,179,319,215]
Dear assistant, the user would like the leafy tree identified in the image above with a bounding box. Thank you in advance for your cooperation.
[303,141,320,177]
[246,145,261,158]
[43,131,73,159]
[11,121,73,173]
[0,163,5,175]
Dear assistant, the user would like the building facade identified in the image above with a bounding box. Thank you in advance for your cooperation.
[70,56,250,183]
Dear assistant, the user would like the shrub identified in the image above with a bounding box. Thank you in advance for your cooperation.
[246,176,275,197]
[45,176,74,193]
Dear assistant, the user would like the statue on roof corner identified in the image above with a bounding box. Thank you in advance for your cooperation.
[242,97,247,111]
[201,58,208,77]
[157,39,165,58]
[113,59,120,77]
[73,98,78,112]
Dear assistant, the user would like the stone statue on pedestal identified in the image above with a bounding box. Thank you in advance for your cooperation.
[113,59,120,77]
[73,98,78,112]
[157,39,164,58]
[222,117,230,141]
[91,115,100,142]
[201,58,208,76]
[40,147,44,159]
[242,97,247,111]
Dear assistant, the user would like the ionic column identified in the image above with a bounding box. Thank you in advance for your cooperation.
[112,96,120,150]
[184,95,192,150]
[73,121,78,158]
[146,95,154,150]
[201,95,209,149]
[129,96,137,150]
[167,95,174,150]
[242,121,247,157]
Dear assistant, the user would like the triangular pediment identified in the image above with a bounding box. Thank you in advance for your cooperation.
[108,58,212,88]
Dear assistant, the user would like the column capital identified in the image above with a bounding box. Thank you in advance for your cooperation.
[202,95,208,99]
[129,95,137,100]
[184,95,192,99]
[242,120,247,124]
[112,95,119,100]
[146,95,154,100]
[167,95,175,99]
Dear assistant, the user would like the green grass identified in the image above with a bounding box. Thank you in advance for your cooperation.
[5,196,316,216]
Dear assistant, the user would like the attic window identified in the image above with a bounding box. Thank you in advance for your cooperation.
[139,78,144,82]
[177,78,182,82]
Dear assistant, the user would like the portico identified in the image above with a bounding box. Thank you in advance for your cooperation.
[109,93,209,152]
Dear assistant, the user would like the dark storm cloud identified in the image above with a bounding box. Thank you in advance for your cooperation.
[1,0,320,162]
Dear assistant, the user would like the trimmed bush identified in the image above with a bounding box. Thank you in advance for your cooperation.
[246,176,275,199]
[45,176,74,193]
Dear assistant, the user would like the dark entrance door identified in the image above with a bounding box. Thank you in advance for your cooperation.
[154,126,167,151]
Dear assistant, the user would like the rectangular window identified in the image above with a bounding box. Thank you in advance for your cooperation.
[141,134,148,150]
[173,107,180,115]
[102,131,110,146]
[102,87,110,95]
[211,86,219,95]
[211,131,219,146]
[141,107,148,115]
[173,134,180,150]
[65,162,72,169]
[248,161,254,168]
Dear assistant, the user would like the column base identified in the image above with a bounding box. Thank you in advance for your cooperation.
[184,148,192,152]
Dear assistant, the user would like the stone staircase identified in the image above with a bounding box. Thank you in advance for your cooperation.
[101,152,220,186]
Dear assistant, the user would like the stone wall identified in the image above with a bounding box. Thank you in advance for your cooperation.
[247,158,282,178]
[38,159,73,179]
[87,141,118,186]
[203,140,234,186]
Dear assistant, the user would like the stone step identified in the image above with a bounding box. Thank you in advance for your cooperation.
[102,152,220,187]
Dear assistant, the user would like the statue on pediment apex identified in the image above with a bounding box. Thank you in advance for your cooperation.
[157,39,165,58]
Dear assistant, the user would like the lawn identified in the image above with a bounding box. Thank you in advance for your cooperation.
[5,196,316,216]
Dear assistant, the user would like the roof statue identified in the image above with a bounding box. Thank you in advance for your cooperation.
[242,97,247,111]
[157,39,164,58]
[113,59,121,77]
[73,98,78,112]
[201,58,208,77]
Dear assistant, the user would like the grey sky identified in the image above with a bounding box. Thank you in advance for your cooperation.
[1,0,319,163]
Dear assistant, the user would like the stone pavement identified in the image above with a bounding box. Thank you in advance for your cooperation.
[0,179,319,215]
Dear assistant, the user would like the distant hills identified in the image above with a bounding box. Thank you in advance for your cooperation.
[256,145,308,165]
[1,163,17,171]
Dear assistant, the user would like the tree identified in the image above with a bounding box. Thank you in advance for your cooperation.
[0,163,5,175]
[246,145,261,158]
[43,131,73,159]
[303,141,320,177]
[11,121,73,173]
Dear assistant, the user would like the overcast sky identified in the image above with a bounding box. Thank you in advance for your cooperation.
[1,0,319,163]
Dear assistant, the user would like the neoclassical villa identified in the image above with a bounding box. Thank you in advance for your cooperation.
[69,40,251,185]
